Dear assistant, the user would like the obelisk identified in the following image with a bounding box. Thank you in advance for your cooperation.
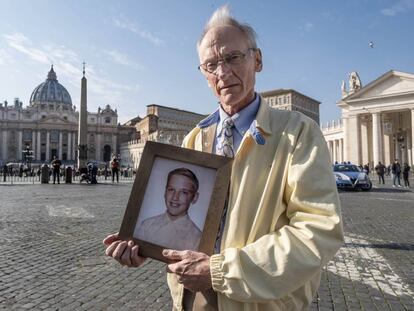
[77,62,88,170]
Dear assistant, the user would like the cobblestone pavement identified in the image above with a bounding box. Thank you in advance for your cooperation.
[0,181,413,310]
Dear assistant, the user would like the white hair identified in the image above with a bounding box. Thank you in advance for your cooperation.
[197,5,258,52]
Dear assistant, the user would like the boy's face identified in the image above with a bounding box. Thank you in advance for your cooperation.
[164,174,198,218]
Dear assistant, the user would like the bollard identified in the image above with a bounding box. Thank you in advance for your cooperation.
[65,167,72,184]
[41,165,49,184]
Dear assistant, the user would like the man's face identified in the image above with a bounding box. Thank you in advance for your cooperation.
[164,174,199,218]
[198,25,262,115]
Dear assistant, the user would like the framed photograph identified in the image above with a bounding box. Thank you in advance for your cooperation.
[119,141,232,263]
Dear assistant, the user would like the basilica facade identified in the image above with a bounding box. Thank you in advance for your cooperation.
[323,70,414,167]
[0,66,127,165]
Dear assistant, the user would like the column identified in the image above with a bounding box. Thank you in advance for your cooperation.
[333,140,338,163]
[58,131,63,159]
[37,131,41,161]
[372,113,383,166]
[32,131,36,161]
[339,138,344,163]
[96,133,101,161]
[0,130,2,163]
[67,132,72,161]
[346,115,361,165]
[112,134,117,157]
[383,134,391,166]
[407,125,412,166]
[360,119,369,165]
[342,117,348,162]
[17,130,23,161]
[2,131,8,160]
[328,140,333,162]
[46,131,50,161]
[73,132,77,161]
[411,109,414,166]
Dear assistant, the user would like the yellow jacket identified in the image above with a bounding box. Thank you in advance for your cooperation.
[168,100,344,310]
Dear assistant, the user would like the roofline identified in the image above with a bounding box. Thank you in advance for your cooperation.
[342,69,414,101]
[146,104,207,117]
[259,88,321,104]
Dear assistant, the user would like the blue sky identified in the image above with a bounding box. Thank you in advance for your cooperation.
[1,0,413,126]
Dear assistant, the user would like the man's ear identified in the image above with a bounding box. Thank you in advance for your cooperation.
[191,192,199,204]
[255,48,263,72]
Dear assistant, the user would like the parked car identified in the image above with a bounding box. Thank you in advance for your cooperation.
[333,164,372,191]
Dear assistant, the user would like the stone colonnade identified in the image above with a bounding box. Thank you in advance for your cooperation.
[343,109,414,167]
[326,138,344,164]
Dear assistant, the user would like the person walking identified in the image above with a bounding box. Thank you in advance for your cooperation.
[51,156,62,184]
[392,159,402,187]
[110,156,119,183]
[375,162,386,184]
[402,163,411,188]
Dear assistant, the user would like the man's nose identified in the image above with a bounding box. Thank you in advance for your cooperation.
[215,62,232,79]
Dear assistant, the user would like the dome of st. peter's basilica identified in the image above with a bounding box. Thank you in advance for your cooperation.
[29,65,72,107]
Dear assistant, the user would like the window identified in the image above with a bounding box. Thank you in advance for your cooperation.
[105,117,111,124]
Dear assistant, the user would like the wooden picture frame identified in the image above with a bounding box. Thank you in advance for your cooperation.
[119,141,232,263]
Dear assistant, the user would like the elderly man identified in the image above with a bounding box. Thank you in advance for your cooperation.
[104,6,343,310]
[135,168,201,251]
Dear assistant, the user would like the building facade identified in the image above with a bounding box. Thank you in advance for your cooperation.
[119,105,206,168]
[260,89,320,124]
[0,66,130,165]
[322,70,414,167]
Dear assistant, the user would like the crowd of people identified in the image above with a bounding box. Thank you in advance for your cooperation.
[1,154,135,183]
[358,159,411,188]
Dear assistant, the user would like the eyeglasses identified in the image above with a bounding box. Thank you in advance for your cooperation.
[198,48,256,74]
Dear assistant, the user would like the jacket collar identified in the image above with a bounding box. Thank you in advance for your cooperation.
[197,96,272,145]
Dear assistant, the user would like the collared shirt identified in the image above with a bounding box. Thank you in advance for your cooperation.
[214,93,260,154]
[135,212,201,251]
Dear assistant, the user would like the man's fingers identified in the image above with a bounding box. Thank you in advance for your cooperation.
[162,249,188,261]
[103,233,119,246]
[113,241,128,260]
[121,242,132,266]
[131,245,146,267]
[166,261,181,275]
[105,240,121,256]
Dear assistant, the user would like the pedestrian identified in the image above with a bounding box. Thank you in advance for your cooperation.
[402,163,410,188]
[103,6,343,310]
[51,156,62,184]
[363,163,370,175]
[110,156,119,183]
[36,167,41,181]
[392,159,402,187]
[374,161,386,184]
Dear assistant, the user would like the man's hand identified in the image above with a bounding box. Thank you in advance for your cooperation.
[163,249,212,292]
[103,233,146,267]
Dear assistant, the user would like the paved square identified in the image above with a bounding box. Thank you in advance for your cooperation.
[0,181,413,310]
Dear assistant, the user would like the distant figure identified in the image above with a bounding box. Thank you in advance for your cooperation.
[51,156,62,184]
[110,156,119,183]
[392,159,402,187]
[402,163,410,188]
[375,162,386,184]
[363,163,370,175]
